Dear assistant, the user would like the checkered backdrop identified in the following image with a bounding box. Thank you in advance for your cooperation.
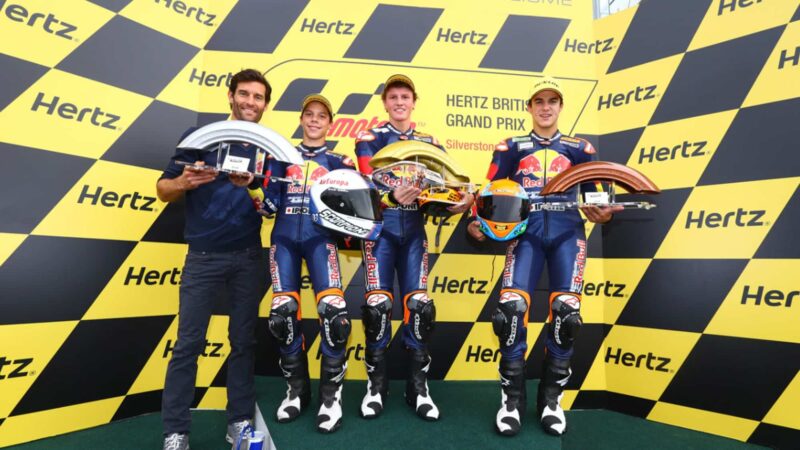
[0,0,798,447]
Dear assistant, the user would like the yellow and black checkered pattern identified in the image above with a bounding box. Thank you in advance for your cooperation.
[0,0,797,447]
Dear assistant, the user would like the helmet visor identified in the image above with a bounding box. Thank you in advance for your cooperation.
[321,188,383,221]
[477,194,530,223]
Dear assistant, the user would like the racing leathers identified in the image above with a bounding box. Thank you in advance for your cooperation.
[487,130,600,436]
[251,144,355,433]
[354,123,440,421]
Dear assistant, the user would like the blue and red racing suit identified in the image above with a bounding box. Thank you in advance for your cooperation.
[355,123,442,351]
[488,131,601,362]
[254,144,356,359]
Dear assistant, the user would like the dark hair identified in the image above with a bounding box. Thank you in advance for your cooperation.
[381,81,418,101]
[229,69,272,104]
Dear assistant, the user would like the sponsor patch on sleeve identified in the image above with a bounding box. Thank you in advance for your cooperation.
[356,130,375,142]
[582,139,596,155]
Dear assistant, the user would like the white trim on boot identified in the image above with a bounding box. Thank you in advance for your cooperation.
[540,393,567,436]
[496,388,522,436]
[317,384,343,433]
[360,378,384,418]
[276,386,303,422]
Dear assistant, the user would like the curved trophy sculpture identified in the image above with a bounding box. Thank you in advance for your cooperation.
[177,120,303,165]
[541,161,660,195]
[174,120,302,182]
[368,140,471,184]
[541,161,660,210]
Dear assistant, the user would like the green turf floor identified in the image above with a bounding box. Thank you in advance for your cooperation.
[7,377,766,450]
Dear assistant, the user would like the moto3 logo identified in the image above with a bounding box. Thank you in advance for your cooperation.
[605,347,671,372]
[0,357,34,379]
[31,93,121,130]
[0,0,77,40]
[162,339,224,358]
[77,185,157,211]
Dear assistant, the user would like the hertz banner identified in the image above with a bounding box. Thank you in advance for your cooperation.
[0,0,798,447]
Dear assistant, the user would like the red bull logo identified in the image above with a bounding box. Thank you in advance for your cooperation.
[516,149,572,184]
[309,165,329,182]
[285,164,304,181]
[287,161,329,193]
[377,164,422,188]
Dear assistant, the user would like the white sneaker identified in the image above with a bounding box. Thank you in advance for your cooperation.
[225,419,253,445]
[163,433,189,450]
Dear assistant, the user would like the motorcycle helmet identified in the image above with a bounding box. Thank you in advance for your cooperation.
[475,179,530,241]
[310,169,383,240]
[417,186,462,217]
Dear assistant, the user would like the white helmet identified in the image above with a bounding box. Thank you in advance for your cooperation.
[310,169,383,240]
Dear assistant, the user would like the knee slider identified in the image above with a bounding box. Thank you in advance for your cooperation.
[318,293,351,350]
[268,294,300,347]
[492,291,528,347]
[549,293,582,349]
[406,292,435,343]
[362,292,392,343]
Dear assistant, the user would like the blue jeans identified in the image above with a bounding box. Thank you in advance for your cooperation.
[162,246,266,434]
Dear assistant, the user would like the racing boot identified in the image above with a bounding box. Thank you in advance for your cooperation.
[275,352,311,423]
[317,355,346,433]
[495,358,526,436]
[360,347,389,418]
[405,348,439,421]
[537,355,571,436]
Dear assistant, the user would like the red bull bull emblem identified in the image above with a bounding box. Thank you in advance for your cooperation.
[517,149,572,189]
[287,162,329,193]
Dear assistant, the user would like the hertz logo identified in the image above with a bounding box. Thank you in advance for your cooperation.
[124,267,181,286]
[684,208,766,229]
[564,37,613,54]
[315,343,366,361]
[0,357,34,380]
[605,347,670,372]
[0,0,77,40]
[154,0,216,26]
[431,276,488,294]
[741,285,797,307]
[162,339,224,358]
[299,17,354,35]
[77,185,157,211]
[436,27,488,45]
[718,0,763,16]
[188,67,232,87]
[778,46,799,70]
[31,93,121,130]
[464,345,501,363]
[638,140,707,164]
[597,85,657,110]
[583,281,626,298]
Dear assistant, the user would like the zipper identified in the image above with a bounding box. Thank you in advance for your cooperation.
[297,156,311,242]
